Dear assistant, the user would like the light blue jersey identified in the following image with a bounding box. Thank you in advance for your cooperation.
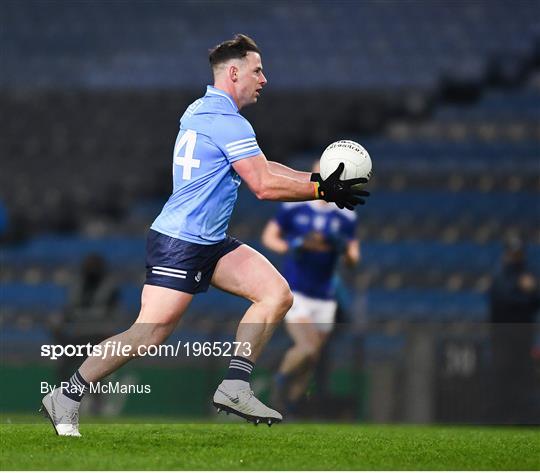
[151,86,261,244]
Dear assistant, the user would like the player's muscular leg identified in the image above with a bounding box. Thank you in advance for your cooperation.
[211,244,293,362]
[79,285,192,382]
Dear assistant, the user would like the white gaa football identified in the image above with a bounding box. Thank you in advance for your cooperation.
[319,140,372,186]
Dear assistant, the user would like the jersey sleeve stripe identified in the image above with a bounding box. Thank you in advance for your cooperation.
[225,137,256,148]
[226,139,258,152]
[227,143,259,155]
[228,145,260,157]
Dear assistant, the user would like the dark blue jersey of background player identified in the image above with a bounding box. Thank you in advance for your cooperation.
[269,200,358,299]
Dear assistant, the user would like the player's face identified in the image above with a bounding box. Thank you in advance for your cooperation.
[236,52,267,107]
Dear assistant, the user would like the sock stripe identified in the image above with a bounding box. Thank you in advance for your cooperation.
[230,360,252,369]
[70,379,82,390]
[70,374,88,392]
[229,364,252,373]
[71,374,82,384]
[230,360,254,372]
[70,375,83,389]
[231,356,254,368]
[75,370,90,387]
[225,356,255,382]
[62,370,89,402]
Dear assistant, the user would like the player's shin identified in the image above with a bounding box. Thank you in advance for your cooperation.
[213,301,288,424]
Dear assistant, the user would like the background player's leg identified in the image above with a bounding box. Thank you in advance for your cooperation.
[210,244,293,361]
[280,319,323,378]
[273,320,329,413]
[79,284,193,382]
[286,326,331,404]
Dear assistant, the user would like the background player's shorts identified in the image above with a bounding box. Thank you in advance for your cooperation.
[285,291,337,333]
[145,229,242,294]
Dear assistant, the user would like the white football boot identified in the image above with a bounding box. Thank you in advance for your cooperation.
[40,388,81,437]
[213,380,282,426]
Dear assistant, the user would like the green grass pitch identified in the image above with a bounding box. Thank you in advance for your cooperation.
[1,419,539,470]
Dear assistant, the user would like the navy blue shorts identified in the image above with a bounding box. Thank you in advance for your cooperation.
[145,230,243,294]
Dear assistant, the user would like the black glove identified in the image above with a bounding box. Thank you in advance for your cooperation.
[311,163,370,210]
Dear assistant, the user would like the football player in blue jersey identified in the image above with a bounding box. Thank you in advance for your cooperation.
[41,34,369,435]
[262,161,360,415]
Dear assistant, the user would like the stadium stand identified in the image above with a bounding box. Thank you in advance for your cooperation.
[1,0,539,368]
[2,0,539,89]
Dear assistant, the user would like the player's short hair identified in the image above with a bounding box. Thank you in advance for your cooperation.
[209,34,261,69]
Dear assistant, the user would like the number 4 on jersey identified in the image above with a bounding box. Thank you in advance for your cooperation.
[174,129,200,180]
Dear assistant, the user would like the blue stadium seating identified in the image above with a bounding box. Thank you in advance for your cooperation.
[3,0,539,90]
[366,288,487,321]
[0,236,145,268]
[0,327,52,346]
[0,281,489,322]
[0,283,67,311]
[361,140,540,174]
[361,190,539,224]
[436,90,540,121]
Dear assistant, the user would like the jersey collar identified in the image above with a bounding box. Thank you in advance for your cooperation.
[205,85,238,112]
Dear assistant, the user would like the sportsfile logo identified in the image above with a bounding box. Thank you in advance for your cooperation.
[40,341,252,360]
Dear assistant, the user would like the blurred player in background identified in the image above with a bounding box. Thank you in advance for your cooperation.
[262,161,360,416]
[41,34,369,435]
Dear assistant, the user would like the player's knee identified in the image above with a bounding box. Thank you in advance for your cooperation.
[271,282,293,320]
[281,286,294,313]
[258,278,292,317]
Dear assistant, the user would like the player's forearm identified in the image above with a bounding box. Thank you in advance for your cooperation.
[261,221,289,254]
[257,171,317,201]
[267,161,311,182]
[344,241,360,267]
[234,154,317,201]
[261,234,289,254]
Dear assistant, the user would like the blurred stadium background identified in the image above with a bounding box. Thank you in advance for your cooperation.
[1,0,539,424]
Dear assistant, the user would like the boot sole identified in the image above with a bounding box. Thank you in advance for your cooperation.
[213,401,282,426]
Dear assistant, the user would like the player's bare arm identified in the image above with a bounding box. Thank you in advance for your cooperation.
[344,239,360,267]
[261,220,289,254]
[267,161,312,181]
[233,153,318,201]
[234,154,369,209]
